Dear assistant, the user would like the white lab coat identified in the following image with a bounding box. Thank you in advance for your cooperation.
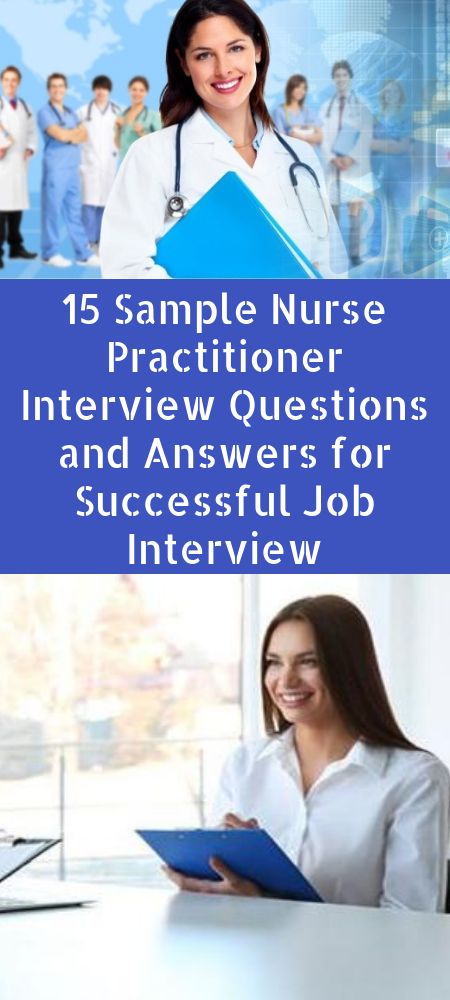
[100,108,345,278]
[0,96,37,211]
[319,90,374,205]
[77,100,120,207]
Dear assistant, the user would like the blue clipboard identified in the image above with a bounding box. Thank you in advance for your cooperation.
[154,171,322,280]
[137,828,322,902]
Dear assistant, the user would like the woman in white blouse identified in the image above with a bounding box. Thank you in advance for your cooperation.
[166,595,450,910]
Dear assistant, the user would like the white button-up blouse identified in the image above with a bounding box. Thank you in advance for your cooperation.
[210,730,450,911]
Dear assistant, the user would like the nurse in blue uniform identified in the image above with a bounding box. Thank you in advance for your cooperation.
[38,73,99,268]
[371,79,412,275]
[272,75,322,146]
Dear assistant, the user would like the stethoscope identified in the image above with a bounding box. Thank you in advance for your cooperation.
[44,102,73,147]
[325,90,360,118]
[85,100,121,121]
[166,119,330,240]
[47,102,72,124]
[0,96,32,118]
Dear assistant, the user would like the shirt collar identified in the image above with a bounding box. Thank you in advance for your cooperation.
[200,109,264,150]
[256,728,389,777]
[256,726,296,761]
[345,740,389,777]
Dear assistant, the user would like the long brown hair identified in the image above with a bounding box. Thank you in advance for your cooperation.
[160,0,272,127]
[285,73,307,106]
[261,595,419,750]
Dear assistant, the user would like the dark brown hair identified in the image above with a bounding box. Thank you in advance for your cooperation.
[92,75,113,91]
[1,65,22,81]
[128,75,150,91]
[285,73,307,106]
[160,0,271,127]
[331,59,353,79]
[261,595,418,750]
[47,73,68,89]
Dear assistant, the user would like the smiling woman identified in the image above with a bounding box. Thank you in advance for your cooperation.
[165,595,450,910]
[115,76,161,161]
[159,0,269,141]
[100,0,344,278]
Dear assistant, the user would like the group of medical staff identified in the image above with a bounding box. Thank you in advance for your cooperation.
[0,66,160,269]
[0,55,410,274]
[273,60,411,273]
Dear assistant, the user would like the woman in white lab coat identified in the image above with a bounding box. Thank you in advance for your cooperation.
[165,595,450,911]
[100,0,344,278]
[0,65,38,265]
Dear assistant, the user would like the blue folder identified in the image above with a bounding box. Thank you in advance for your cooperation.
[137,828,322,902]
[154,171,322,279]
[332,124,360,157]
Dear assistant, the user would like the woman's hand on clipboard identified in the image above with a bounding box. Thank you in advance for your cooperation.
[163,856,262,897]
[162,814,262,896]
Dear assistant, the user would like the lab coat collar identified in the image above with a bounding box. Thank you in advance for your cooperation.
[256,727,389,777]
[183,108,274,177]
[200,109,264,150]
[184,108,223,144]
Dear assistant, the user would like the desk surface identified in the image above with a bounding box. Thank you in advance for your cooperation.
[2,885,450,1000]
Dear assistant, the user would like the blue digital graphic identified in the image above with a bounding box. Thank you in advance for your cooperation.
[404,196,450,275]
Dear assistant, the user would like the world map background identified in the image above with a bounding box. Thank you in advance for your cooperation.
[0,0,426,193]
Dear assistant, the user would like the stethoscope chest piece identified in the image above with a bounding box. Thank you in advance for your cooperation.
[166,193,191,219]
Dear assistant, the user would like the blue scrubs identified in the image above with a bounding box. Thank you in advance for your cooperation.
[38,102,90,261]
[372,111,411,210]
[272,102,317,136]
[82,204,104,245]
[372,111,412,274]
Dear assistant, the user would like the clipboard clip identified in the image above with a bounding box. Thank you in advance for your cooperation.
[0,829,26,847]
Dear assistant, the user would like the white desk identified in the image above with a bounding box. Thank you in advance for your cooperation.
[2,885,450,1000]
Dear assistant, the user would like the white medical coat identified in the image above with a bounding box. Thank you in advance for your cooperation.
[0,97,37,211]
[319,90,374,205]
[77,100,120,207]
[100,108,344,278]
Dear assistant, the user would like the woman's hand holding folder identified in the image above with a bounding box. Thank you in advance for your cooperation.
[163,813,263,897]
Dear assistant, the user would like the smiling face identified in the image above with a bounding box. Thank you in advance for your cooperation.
[333,67,351,96]
[2,70,20,99]
[94,86,111,107]
[291,81,306,103]
[48,77,67,105]
[264,619,339,729]
[129,80,148,105]
[180,15,260,118]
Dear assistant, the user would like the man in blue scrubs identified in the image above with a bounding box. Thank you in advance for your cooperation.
[38,73,99,268]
